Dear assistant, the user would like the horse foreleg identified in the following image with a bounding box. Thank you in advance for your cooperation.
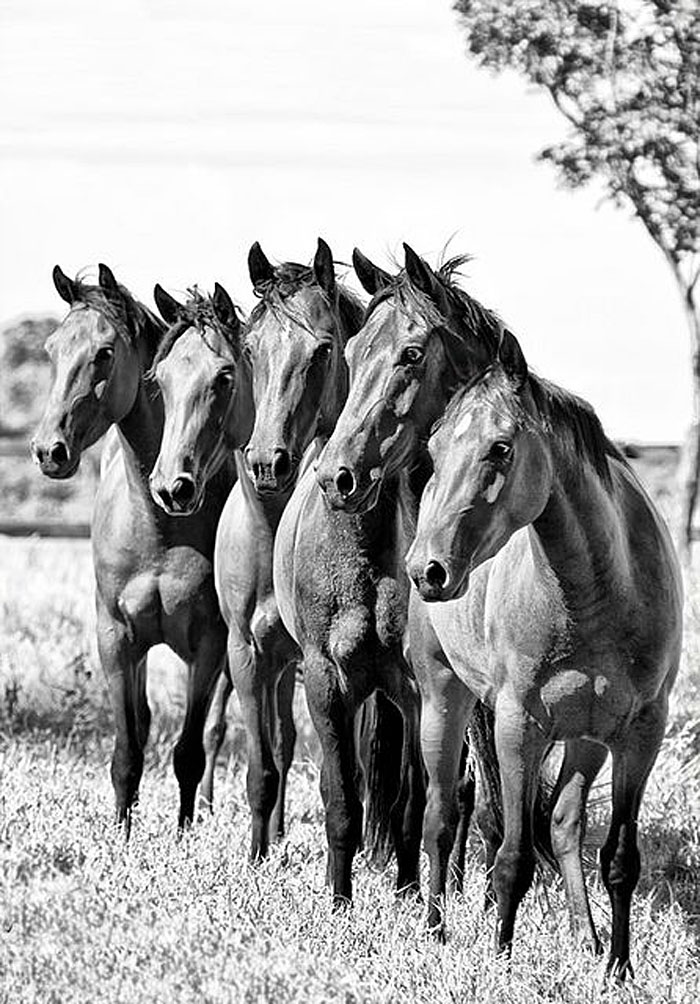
[448,738,475,895]
[199,663,233,813]
[229,631,279,861]
[601,700,667,981]
[493,691,548,953]
[382,669,426,897]
[268,660,297,844]
[549,737,607,954]
[97,598,150,837]
[174,630,226,831]
[304,651,362,906]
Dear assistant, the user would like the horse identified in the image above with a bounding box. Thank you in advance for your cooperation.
[271,252,428,907]
[405,331,683,977]
[212,238,393,864]
[146,281,256,810]
[31,265,245,832]
[314,246,556,932]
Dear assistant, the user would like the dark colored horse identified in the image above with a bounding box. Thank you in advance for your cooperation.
[406,337,682,978]
[271,249,427,906]
[315,246,551,933]
[32,266,247,831]
[213,239,376,862]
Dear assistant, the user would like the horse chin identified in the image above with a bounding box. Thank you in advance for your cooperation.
[40,456,81,480]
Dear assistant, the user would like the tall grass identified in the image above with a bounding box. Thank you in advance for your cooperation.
[1,537,699,1002]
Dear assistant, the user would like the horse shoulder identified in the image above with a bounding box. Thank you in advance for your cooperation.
[273,465,318,647]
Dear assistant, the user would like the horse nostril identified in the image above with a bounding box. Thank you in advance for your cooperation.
[49,442,69,467]
[424,560,449,591]
[272,449,291,481]
[335,467,356,499]
[171,476,195,506]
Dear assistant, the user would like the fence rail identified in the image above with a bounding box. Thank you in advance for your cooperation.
[0,436,685,540]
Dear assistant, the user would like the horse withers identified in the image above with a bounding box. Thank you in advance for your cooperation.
[406,330,683,977]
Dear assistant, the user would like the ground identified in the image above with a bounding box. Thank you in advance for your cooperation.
[0,536,699,1003]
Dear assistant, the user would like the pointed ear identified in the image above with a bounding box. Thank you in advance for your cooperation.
[153,284,183,327]
[98,263,120,296]
[352,248,392,296]
[53,265,78,305]
[212,282,240,335]
[498,329,527,386]
[403,243,438,300]
[248,242,275,289]
[313,237,336,297]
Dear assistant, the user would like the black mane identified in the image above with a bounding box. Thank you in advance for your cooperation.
[248,261,365,343]
[151,288,244,370]
[71,275,165,361]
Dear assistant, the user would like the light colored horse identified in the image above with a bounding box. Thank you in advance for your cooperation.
[406,334,683,977]
[147,282,255,811]
[32,266,247,831]
[213,240,369,861]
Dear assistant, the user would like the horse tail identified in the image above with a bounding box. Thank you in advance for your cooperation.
[360,691,405,868]
[468,700,556,872]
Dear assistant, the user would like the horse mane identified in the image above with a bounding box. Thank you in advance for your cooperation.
[527,375,625,489]
[71,275,165,361]
[248,261,365,344]
[439,365,625,491]
[364,253,502,381]
[150,287,245,371]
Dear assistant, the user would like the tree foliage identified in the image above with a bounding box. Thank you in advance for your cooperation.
[453,0,700,548]
[454,0,699,299]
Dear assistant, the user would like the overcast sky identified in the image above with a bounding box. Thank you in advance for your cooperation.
[0,0,689,441]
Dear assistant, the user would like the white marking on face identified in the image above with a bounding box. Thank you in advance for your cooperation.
[454,410,472,439]
[94,379,107,400]
[482,471,505,504]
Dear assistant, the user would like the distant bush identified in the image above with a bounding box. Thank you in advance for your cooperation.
[0,314,58,433]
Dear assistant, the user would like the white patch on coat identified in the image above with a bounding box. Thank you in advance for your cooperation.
[454,410,472,439]
[483,472,505,504]
[94,379,107,400]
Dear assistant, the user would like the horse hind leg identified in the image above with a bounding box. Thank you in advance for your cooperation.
[268,660,298,844]
[601,700,667,981]
[549,737,608,955]
[97,600,150,837]
[174,629,226,831]
[199,663,232,814]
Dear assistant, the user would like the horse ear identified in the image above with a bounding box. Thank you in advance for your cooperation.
[212,282,240,335]
[153,284,183,327]
[313,237,335,297]
[352,248,392,296]
[53,265,78,305]
[403,243,438,300]
[499,329,527,386]
[98,263,119,296]
[248,242,275,289]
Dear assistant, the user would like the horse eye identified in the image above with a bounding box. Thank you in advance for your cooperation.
[489,441,513,462]
[400,346,424,366]
[94,346,114,366]
[316,342,333,360]
[216,369,235,389]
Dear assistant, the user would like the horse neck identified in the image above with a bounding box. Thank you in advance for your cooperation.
[530,439,623,617]
[115,311,165,480]
[225,352,255,451]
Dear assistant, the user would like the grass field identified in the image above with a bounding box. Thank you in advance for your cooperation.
[1,537,699,1003]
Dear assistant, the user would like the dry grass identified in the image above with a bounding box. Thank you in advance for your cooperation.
[1,537,699,1003]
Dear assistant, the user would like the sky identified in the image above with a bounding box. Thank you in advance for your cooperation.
[0,0,689,441]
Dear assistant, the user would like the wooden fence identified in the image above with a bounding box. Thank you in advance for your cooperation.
[0,435,686,540]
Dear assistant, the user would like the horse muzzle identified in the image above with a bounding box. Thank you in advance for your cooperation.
[149,472,200,516]
[30,435,79,479]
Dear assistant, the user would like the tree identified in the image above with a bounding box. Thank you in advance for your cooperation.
[453,0,700,553]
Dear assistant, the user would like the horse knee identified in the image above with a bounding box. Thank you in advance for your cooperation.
[551,804,581,860]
